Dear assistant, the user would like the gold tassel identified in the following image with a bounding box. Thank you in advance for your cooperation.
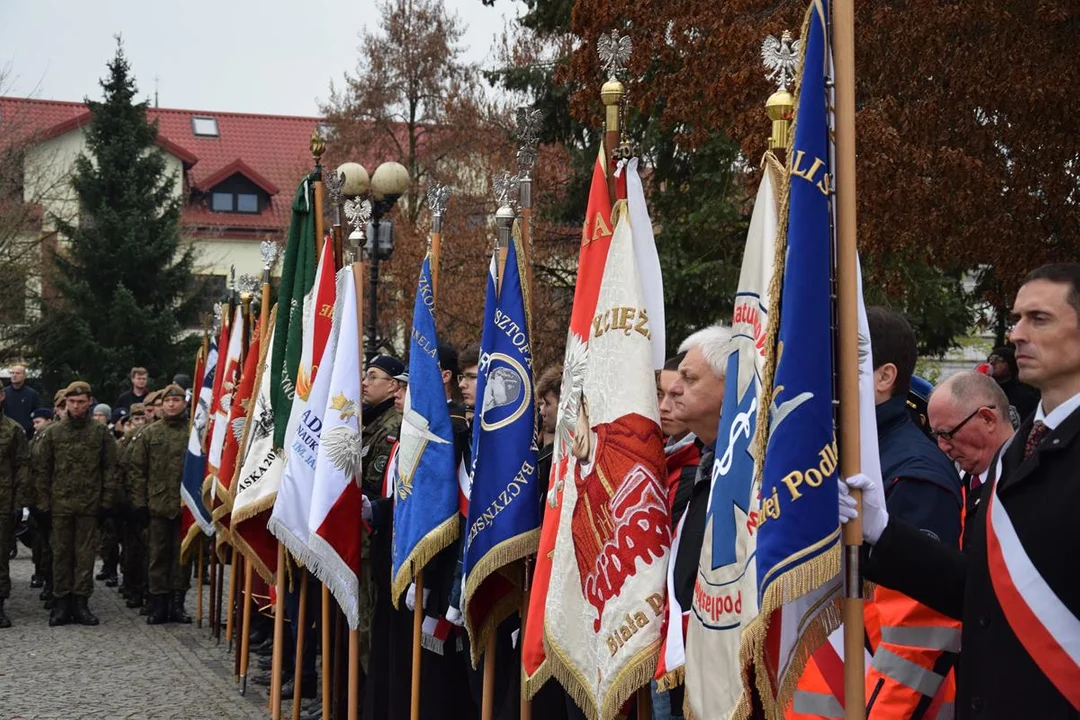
[390,515,460,605]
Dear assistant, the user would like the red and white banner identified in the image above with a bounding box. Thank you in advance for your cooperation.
[544,201,669,720]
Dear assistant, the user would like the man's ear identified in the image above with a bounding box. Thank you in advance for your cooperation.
[441,369,452,385]
[874,363,898,395]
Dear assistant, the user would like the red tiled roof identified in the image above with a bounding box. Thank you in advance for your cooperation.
[0,97,324,235]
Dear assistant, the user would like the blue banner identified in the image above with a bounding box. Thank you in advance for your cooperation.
[463,237,540,647]
[182,339,217,535]
[755,0,839,605]
[392,254,459,599]
[468,254,498,479]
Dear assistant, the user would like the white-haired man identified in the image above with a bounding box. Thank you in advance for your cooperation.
[665,325,733,633]
[927,371,1015,534]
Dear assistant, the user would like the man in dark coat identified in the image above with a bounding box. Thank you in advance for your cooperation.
[2,365,39,436]
[843,263,1080,719]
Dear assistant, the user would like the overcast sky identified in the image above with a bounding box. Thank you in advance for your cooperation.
[0,0,516,117]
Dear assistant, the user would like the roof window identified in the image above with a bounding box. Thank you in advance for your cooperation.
[192,116,219,137]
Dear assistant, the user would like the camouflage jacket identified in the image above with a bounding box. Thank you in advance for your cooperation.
[127,415,188,519]
[360,400,401,496]
[35,415,118,516]
[0,414,29,514]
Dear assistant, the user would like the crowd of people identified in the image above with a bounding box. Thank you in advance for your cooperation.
[0,263,1072,720]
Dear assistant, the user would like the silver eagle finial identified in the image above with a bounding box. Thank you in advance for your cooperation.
[597,30,632,80]
[761,31,801,92]
[493,171,517,211]
[260,240,279,272]
[324,167,345,206]
[237,274,260,295]
[426,182,451,218]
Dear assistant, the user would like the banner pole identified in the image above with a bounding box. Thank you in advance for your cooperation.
[215,553,226,643]
[226,551,239,656]
[410,571,423,720]
[196,536,205,629]
[348,259,367,720]
[292,571,309,720]
[832,0,865,717]
[239,561,254,694]
[322,585,332,719]
[233,553,244,682]
[519,558,532,720]
[482,634,497,720]
[271,544,287,720]
[208,536,217,637]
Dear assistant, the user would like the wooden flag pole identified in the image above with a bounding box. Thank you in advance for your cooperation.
[410,571,423,720]
[227,551,239,655]
[322,584,332,718]
[481,634,498,720]
[291,571,310,720]
[215,552,226,643]
[208,536,217,636]
[233,554,244,682]
[348,260,367,720]
[196,536,205,629]
[519,558,532,720]
[271,546,287,719]
[832,0,865,717]
[239,561,254,694]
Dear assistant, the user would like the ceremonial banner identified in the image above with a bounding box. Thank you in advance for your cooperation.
[271,177,317,449]
[202,311,232,509]
[215,322,262,545]
[182,336,218,545]
[179,342,207,554]
[545,202,669,720]
[306,270,365,628]
[391,254,458,601]
[268,239,338,563]
[232,311,281,582]
[739,4,845,714]
[463,236,540,663]
[624,157,665,370]
[680,155,781,717]
[523,145,614,695]
[209,305,244,543]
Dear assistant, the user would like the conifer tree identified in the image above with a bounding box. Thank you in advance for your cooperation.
[31,39,197,400]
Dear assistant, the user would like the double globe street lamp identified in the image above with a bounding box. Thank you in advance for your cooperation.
[336,160,410,362]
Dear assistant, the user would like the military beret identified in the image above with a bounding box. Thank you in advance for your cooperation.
[368,355,406,379]
[53,390,66,405]
[65,381,92,398]
[160,383,186,400]
[143,390,160,405]
[31,407,53,421]
[130,403,146,417]
[111,407,130,423]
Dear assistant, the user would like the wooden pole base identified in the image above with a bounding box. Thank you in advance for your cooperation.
[239,561,254,695]
[271,543,287,720]
[410,571,424,720]
[292,572,309,720]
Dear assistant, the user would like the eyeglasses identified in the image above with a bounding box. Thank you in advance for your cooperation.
[930,405,995,442]
[458,372,479,383]
[363,370,395,383]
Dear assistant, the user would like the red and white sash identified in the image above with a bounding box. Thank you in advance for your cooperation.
[985,451,1080,710]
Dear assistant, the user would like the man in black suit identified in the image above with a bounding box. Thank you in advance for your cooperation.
[926,371,1015,533]
[841,263,1080,719]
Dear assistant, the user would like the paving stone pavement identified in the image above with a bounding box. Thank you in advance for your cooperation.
[0,552,288,720]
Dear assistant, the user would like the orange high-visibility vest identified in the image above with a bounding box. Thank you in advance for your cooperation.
[787,585,959,720]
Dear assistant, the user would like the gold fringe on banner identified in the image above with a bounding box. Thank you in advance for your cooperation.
[462,528,540,668]
[655,665,685,694]
[390,514,460,606]
[232,527,275,585]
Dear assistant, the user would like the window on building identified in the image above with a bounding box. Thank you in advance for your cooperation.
[236,193,259,213]
[211,192,233,212]
[192,117,220,137]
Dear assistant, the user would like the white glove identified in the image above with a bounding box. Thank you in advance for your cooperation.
[404,583,431,612]
[842,472,889,544]
[445,605,464,627]
[361,495,372,524]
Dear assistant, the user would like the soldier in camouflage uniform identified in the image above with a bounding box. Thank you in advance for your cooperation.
[127,385,191,624]
[36,381,118,626]
[359,354,403,712]
[0,383,31,628]
[27,406,54,591]
[118,403,148,608]
[30,391,66,608]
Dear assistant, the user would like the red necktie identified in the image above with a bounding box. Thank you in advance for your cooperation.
[1024,420,1049,459]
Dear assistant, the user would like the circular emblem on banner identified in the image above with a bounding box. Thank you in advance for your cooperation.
[480,352,531,433]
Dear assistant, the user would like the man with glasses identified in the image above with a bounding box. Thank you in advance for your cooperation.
[927,371,1015,537]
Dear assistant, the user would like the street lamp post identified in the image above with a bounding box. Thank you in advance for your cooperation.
[337,161,410,362]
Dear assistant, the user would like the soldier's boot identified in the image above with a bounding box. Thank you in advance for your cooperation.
[40,579,52,604]
[72,596,99,626]
[95,567,108,581]
[48,595,71,626]
[170,591,192,624]
[30,574,43,589]
[147,595,170,625]
[139,592,151,616]
[126,591,144,609]
[0,599,11,628]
